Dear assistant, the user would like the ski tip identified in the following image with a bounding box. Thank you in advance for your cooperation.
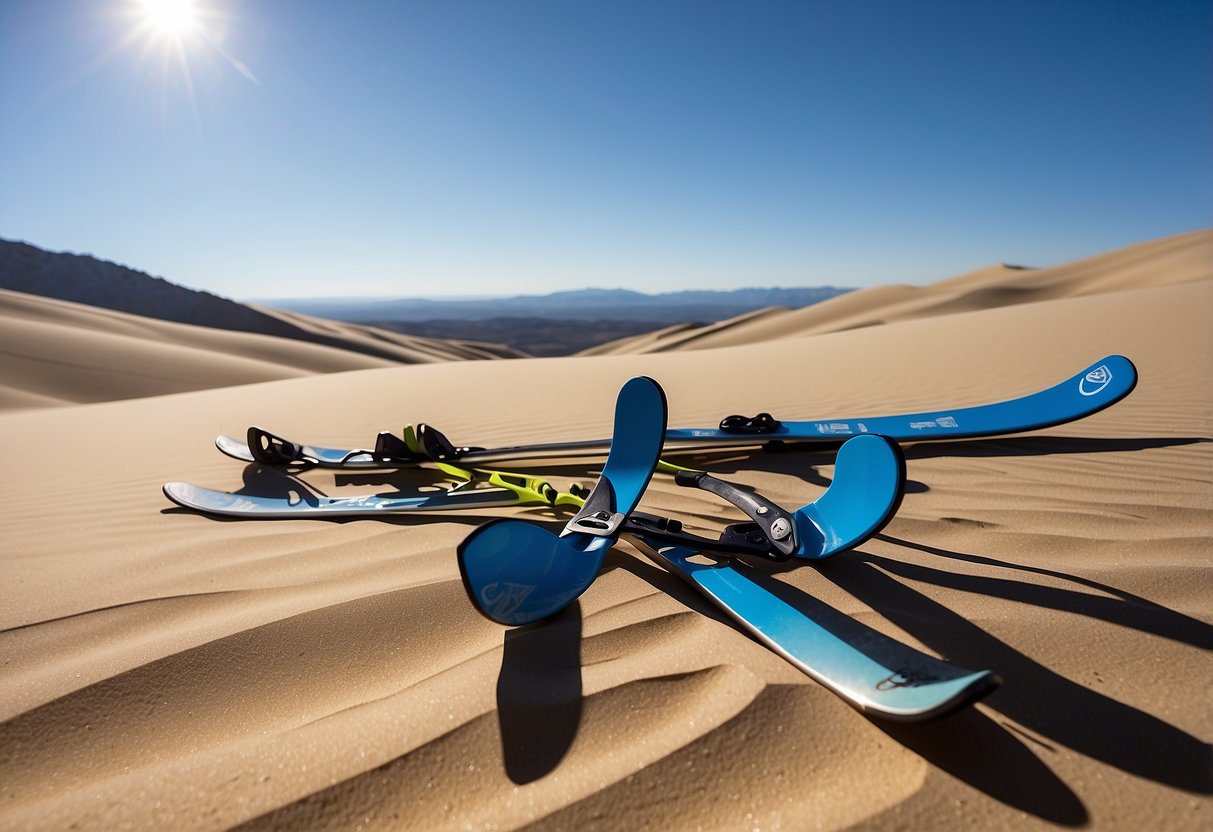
[617,376,669,433]
[599,376,670,518]
[162,481,193,509]
[1078,355,1137,402]
[215,435,255,463]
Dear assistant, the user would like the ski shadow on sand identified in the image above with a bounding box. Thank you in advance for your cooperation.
[896,434,1209,460]
[614,554,1091,825]
[617,541,1213,822]
[743,543,1213,797]
[495,602,584,785]
[649,435,1207,501]
[672,434,1207,473]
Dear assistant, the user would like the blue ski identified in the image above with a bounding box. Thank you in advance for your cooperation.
[668,354,1136,444]
[217,356,1136,468]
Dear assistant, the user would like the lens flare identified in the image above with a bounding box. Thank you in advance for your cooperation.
[140,0,197,38]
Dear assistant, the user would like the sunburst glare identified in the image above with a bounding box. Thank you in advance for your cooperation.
[113,0,259,135]
[140,0,198,40]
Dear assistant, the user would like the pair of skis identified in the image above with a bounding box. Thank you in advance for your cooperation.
[163,356,1136,719]
[176,355,1134,518]
[172,378,996,720]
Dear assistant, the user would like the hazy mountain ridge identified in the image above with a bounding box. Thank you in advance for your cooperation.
[261,286,852,323]
[0,238,854,356]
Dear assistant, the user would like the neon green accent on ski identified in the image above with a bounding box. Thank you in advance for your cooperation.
[435,462,589,507]
[419,442,697,509]
[401,424,424,455]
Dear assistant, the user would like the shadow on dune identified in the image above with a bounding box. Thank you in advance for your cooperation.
[688,434,1208,473]
[643,436,1206,501]
[878,708,1090,826]
[496,602,584,785]
[158,432,1209,806]
[897,434,1210,460]
[878,535,1213,646]
[810,549,1213,795]
[614,553,1088,825]
[617,502,1213,813]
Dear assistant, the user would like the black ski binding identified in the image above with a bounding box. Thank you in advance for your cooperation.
[718,412,782,435]
[414,424,484,461]
[247,427,310,465]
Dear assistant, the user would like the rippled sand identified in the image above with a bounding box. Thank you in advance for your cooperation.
[2,232,1210,829]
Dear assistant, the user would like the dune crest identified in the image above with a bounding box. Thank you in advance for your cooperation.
[589,228,1213,354]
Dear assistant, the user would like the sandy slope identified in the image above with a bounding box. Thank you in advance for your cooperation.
[248,304,525,362]
[0,240,524,366]
[0,290,521,410]
[0,235,1210,830]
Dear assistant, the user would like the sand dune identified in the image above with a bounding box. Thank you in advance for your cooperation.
[1,232,1210,830]
[578,306,787,356]
[0,289,395,409]
[0,289,524,410]
[249,304,524,362]
[590,228,1213,354]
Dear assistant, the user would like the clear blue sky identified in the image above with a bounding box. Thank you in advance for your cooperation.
[2,1,1210,299]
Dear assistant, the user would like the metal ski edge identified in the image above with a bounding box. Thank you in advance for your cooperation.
[634,538,999,721]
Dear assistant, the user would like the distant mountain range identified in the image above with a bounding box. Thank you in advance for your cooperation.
[0,238,852,356]
[260,286,851,324]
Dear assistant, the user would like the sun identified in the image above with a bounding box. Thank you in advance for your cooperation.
[140,0,198,38]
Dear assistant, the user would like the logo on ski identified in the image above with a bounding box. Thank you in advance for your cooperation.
[909,416,958,431]
[1079,365,1113,397]
[875,669,943,690]
[479,582,536,617]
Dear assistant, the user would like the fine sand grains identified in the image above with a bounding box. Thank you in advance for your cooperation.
[1,233,1210,830]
